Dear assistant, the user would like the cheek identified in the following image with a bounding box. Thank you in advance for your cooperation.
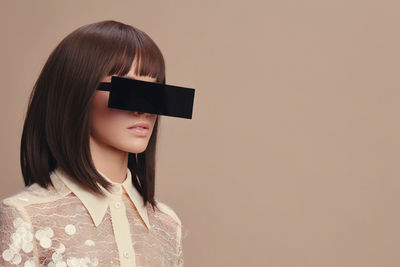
[89,91,158,153]
[90,92,125,138]
[150,115,158,127]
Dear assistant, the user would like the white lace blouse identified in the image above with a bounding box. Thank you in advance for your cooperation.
[0,167,183,267]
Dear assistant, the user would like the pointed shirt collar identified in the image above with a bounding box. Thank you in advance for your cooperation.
[50,167,150,229]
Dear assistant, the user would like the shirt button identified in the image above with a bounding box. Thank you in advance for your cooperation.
[114,202,121,209]
[123,251,130,258]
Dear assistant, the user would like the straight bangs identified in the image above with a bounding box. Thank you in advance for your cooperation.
[20,20,165,209]
[103,26,165,208]
[107,27,165,84]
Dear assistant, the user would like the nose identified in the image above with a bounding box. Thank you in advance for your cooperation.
[133,111,153,117]
[133,111,144,116]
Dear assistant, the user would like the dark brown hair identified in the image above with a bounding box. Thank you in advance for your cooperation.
[20,20,165,209]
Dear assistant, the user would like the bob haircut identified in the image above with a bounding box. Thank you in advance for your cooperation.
[20,20,165,209]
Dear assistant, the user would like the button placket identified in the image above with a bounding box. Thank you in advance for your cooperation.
[109,195,136,267]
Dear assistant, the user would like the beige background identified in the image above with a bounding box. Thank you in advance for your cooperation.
[1,0,400,266]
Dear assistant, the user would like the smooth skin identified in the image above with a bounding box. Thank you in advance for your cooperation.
[89,60,158,183]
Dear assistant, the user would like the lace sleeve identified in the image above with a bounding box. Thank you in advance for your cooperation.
[177,223,184,267]
[0,202,36,266]
[155,200,184,267]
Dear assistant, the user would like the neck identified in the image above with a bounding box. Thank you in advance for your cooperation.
[89,135,128,184]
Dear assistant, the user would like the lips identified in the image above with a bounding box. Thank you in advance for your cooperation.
[128,122,150,130]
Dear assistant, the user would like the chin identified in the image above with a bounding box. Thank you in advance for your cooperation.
[122,143,149,154]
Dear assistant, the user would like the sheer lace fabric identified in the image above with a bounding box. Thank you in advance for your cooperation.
[0,174,183,267]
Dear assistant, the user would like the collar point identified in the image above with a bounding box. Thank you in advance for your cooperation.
[92,217,102,227]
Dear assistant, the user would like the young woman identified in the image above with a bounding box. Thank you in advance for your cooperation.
[0,20,183,267]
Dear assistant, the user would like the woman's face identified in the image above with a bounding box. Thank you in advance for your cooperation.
[89,65,158,154]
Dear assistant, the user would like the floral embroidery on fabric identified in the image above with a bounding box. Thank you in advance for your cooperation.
[55,243,66,253]
[65,256,99,267]
[34,223,98,266]
[24,259,35,267]
[1,176,184,267]
[2,217,33,265]
[64,224,76,235]
[35,226,54,248]
[84,239,95,247]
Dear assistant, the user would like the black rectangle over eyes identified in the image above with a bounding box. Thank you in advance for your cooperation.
[97,76,195,119]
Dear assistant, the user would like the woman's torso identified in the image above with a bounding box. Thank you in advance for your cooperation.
[0,172,183,267]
